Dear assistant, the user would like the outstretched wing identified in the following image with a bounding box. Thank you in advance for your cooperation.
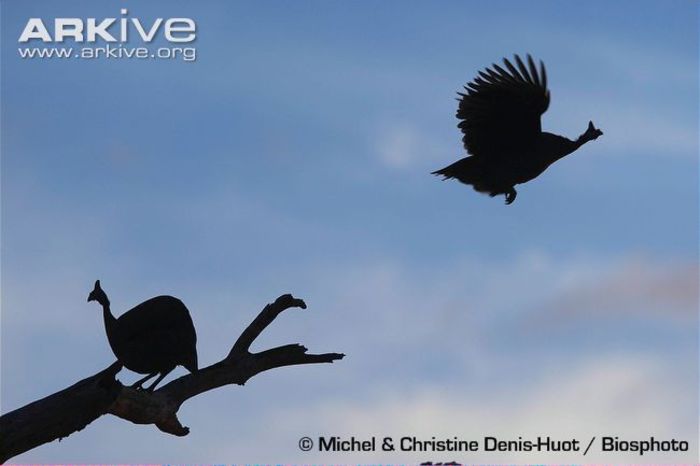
[457,54,550,158]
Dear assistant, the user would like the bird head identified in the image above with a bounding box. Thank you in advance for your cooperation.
[583,120,603,141]
[87,279,110,306]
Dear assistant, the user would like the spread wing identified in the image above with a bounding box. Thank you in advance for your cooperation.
[457,54,550,158]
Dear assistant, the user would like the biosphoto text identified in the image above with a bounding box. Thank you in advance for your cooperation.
[17,9,197,62]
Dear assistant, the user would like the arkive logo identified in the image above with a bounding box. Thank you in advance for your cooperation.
[17,9,197,62]
[18,9,196,43]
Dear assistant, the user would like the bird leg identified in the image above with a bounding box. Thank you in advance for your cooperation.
[132,372,158,390]
[505,188,517,205]
[144,368,175,392]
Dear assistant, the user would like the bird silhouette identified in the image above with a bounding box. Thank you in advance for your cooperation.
[432,54,603,204]
[87,280,198,391]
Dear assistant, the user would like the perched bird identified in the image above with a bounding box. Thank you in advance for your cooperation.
[87,280,198,391]
[432,54,603,204]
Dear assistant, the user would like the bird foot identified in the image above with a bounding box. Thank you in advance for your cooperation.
[131,382,157,393]
[504,188,517,205]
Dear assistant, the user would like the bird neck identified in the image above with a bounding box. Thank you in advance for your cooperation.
[574,130,597,149]
[552,138,583,162]
[101,302,120,347]
[539,133,582,164]
[554,133,593,162]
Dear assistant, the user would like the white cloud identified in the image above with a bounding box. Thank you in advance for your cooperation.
[376,123,419,169]
[220,354,697,463]
[373,121,453,170]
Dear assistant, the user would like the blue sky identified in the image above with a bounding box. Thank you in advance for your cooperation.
[1,0,698,462]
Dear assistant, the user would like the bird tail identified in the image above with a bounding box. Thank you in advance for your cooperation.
[431,157,478,183]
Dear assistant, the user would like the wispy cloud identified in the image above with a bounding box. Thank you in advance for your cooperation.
[538,257,698,320]
[220,354,697,463]
[375,123,422,169]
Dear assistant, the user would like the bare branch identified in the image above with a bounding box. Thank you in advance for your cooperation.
[229,293,307,358]
[0,295,343,462]
[0,362,123,462]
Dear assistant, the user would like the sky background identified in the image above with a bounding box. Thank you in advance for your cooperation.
[1,0,698,462]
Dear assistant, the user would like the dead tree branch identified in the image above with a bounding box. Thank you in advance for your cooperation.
[0,294,344,462]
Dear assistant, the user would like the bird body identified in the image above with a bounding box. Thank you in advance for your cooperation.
[89,280,198,391]
[435,132,583,189]
[433,54,602,204]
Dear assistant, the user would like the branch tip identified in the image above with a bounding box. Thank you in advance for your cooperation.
[155,415,189,437]
[275,293,306,310]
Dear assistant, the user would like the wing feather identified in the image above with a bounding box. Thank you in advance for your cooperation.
[540,60,547,89]
[527,55,540,86]
[503,58,525,82]
[456,54,550,158]
[514,55,533,84]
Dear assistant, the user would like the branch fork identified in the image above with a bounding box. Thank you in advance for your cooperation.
[0,294,344,462]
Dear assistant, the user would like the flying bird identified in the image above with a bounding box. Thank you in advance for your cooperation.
[88,280,198,391]
[432,54,602,204]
